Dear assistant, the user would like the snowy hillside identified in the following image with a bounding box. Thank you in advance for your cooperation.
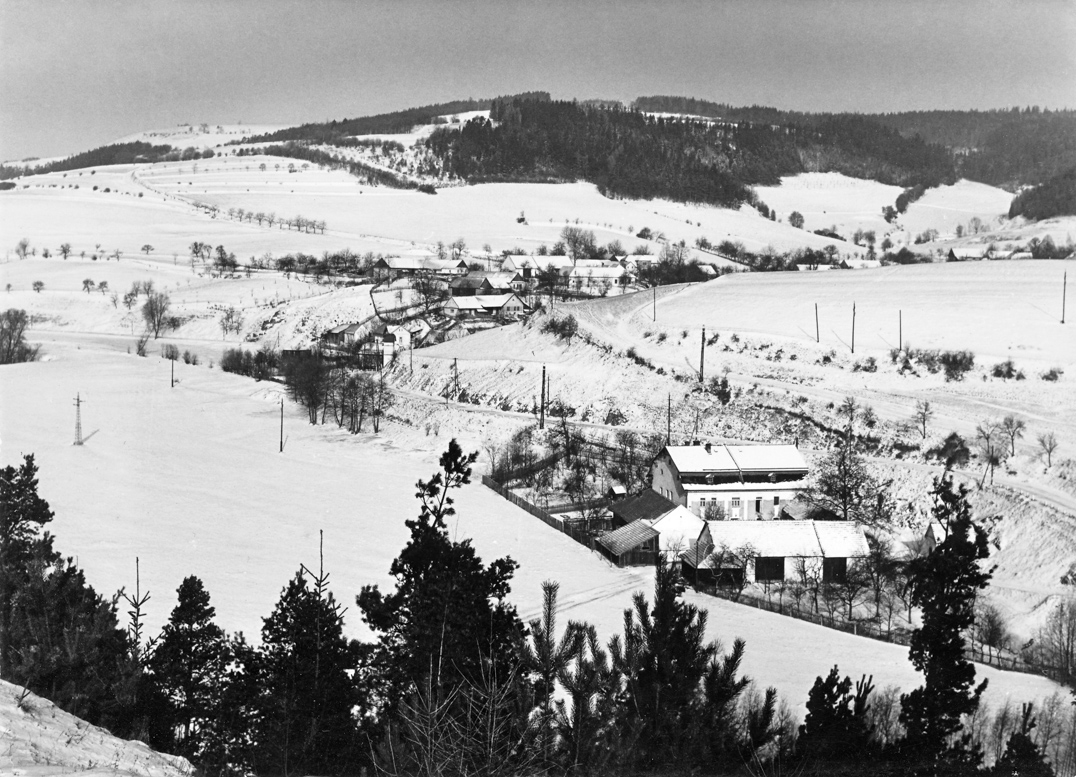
[0,679,194,777]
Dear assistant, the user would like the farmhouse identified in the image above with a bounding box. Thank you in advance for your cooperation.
[651,442,809,519]
[443,293,526,319]
[449,271,525,297]
[680,520,870,586]
[373,255,469,281]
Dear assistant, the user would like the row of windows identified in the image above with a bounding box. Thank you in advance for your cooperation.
[696,496,781,510]
[752,557,848,583]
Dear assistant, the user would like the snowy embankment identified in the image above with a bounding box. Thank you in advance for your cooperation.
[0,341,1064,716]
[0,679,194,776]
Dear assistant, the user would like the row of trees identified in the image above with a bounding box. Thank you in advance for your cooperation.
[3,446,1065,776]
[223,206,327,234]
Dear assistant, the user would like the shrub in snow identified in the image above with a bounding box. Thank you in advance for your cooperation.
[1041,367,1063,382]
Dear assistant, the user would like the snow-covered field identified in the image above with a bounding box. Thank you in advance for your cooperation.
[0,340,1062,715]
[2,153,1072,731]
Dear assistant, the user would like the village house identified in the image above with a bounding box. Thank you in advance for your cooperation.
[680,520,870,586]
[596,504,706,567]
[651,442,810,520]
[449,271,525,297]
[373,255,469,281]
[443,292,526,320]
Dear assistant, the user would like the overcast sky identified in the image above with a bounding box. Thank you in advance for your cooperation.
[2,0,1074,161]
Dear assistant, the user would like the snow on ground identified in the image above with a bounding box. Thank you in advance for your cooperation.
[0,341,1062,715]
[753,172,903,237]
[0,679,194,776]
[899,179,1015,237]
[111,123,286,150]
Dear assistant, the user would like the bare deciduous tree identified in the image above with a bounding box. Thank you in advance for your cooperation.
[1000,415,1026,456]
[142,291,172,339]
[1037,432,1059,468]
[913,400,934,440]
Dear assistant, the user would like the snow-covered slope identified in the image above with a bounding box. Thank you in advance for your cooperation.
[0,679,193,777]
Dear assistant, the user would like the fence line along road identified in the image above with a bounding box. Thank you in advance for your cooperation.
[482,475,1061,685]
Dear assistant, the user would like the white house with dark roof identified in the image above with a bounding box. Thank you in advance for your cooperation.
[651,442,809,520]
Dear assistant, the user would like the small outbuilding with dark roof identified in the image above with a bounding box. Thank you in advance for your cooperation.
[609,489,679,528]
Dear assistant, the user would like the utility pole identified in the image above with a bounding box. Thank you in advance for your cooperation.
[170,357,174,388]
[73,393,84,446]
[851,301,856,354]
[1063,271,1068,324]
[899,309,902,350]
[699,325,706,383]
[539,364,546,430]
[279,397,284,453]
[453,358,460,400]
[666,393,671,444]
[815,303,819,343]
[653,285,656,321]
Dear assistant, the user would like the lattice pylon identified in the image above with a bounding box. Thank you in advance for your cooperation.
[73,393,84,446]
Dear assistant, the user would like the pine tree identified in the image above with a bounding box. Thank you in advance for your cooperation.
[253,564,363,776]
[797,665,875,764]
[992,704,1054,777]
[1,454,54,675]
[149,576,231,763]
[898,476,992,772]
[554,622,617,773]
[522,580,581,765]
[1,454,135,735]
[357,440,524,708]
[610,559,715,767]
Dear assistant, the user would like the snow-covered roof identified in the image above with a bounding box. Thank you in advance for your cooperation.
[566,266,627,280]
[646,505,706,553]
[703,520,869,559]
[663,444,808,475]
[445,293,523,311]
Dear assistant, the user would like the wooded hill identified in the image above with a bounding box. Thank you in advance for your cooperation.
[635,96,1076,189]
[1008,167,1076,221]
[422,95,955,208]
[0,141,211,181]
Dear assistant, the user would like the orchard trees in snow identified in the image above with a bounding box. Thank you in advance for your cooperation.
[142,291,172,338]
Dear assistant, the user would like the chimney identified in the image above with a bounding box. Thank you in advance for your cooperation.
[705,442,712,454]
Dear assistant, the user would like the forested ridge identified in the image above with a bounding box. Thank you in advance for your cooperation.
[0,141,212,181]
[1008,167,1076,221]
[636,96,1076,189]
[421,96,955,208]
[239,92,550,145]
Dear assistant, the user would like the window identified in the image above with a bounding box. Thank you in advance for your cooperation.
[773,496,780,506]
[731,497,741,508]
[822,557,848,583]
[755,557,784,582]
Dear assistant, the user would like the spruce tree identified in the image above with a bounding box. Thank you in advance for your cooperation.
[898,476,992,772]
[253,564,363,776]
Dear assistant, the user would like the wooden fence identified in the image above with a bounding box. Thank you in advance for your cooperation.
[481,475,599,553]
[698,585,1051,679]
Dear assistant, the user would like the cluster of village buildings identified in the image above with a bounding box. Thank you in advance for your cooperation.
[596,442,872,588]
[318,251,656,358]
